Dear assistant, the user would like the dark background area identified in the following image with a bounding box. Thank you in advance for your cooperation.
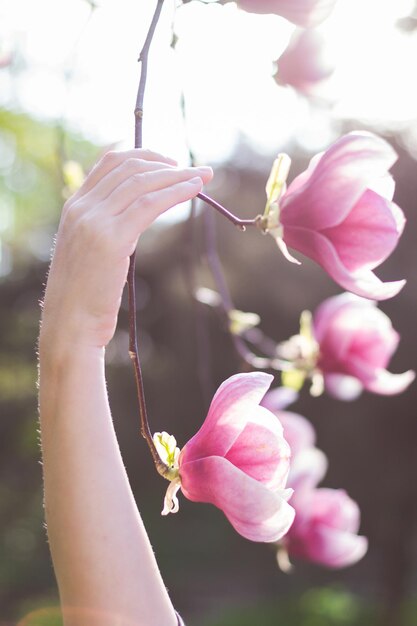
[0,107,416,625]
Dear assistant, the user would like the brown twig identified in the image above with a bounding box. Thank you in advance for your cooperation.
[127,0,167,476]
[198,192,259,230]
[202,205,290,372]
[127,0,274,470]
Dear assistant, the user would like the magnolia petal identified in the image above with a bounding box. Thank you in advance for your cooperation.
[180,372,273,463]
[323,374,364,401]
[275,28,335,95]
[305,488,362,533]
[348,325,399,370]
[313,293,376,343]
[277,411,317,453]
[237,0,337,27]
[261,387,299,412]
[276,235,302,265]
[368,173,395,200]
[366,369,415,395]
[317,295,398,358]
[322,191,405,272]
[317,316,357,365]
[316,298,399,369]
[280,132,398,231]
[390,201,407,232]
[293,526,368,568]
[288,487,366,567]
[282,225,405,300]
[225,407,290,491]
[180,456,295,543]
[281,487,294,501]
[285,151,323,197]
[346,359,416,395]
[288,447,328,491]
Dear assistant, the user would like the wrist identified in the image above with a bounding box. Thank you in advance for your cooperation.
[40,297,114,352]
[38,322,105,372]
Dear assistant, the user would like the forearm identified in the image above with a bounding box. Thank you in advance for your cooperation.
[38,335,177,626]
[36,150,211,624]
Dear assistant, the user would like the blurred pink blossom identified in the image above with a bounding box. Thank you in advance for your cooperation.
[262,390,327,490]
[277,132,406,300]
[0,53,12,69]
[280,413,327,490]
[275,29,335,95]
[260,385,299,413]
[313,293,415,399]
[263,391,367,567]
[261,388,315,456]
[284,487,368,568]
[177,373,295,542]
[236,0,337,27]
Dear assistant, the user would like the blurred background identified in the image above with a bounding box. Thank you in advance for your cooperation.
[0,0,417,624]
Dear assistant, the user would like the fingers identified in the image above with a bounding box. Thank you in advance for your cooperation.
[116,176,204,249]
[102,165,213,215]
[72,149,178,201]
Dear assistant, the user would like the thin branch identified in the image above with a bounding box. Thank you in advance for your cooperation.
[127,0,279,468]
[198,192,259,230]
[181,0,229,5]
[203,208,234,311]
[203,208,260,367]
[202,205,290,373]
[134,0,165,148]
[128,0,167,476]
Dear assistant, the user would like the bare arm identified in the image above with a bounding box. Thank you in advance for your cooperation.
[38,149,212,626]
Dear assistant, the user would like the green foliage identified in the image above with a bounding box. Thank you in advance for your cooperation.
[14,606,62,626]
[0,108,100,619]
[0,109,100,266]
[201,587,375,626]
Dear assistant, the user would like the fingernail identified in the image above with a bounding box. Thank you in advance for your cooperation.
[196,166,213,174]
[189,177,203,185]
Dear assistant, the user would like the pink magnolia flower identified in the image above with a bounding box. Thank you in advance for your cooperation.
[236,0,337,27]
[262,389,327,490]
[263,390,367,568]
[260,385,299,414]
[158,373,295,543]
[270,132,406,300]
[275,29,335,96]
[284,487,368,568]
[313,293,415,399]
[261,388,315,457]
[280,412,328,490]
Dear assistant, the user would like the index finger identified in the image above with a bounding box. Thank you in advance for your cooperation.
[72,149,178,201]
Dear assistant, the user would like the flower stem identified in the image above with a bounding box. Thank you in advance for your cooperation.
[202,205,291,372]
[203,208,234,311]
[128,0,167,475]
[198,192,259,230]
[203,208,268,367]
[134,0,165,148]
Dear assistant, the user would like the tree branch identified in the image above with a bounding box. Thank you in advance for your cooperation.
[128,0,168,476]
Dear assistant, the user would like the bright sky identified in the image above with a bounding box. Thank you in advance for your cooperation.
[0,0,416,164]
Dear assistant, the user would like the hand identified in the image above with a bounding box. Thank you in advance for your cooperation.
[40,149,213,351]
